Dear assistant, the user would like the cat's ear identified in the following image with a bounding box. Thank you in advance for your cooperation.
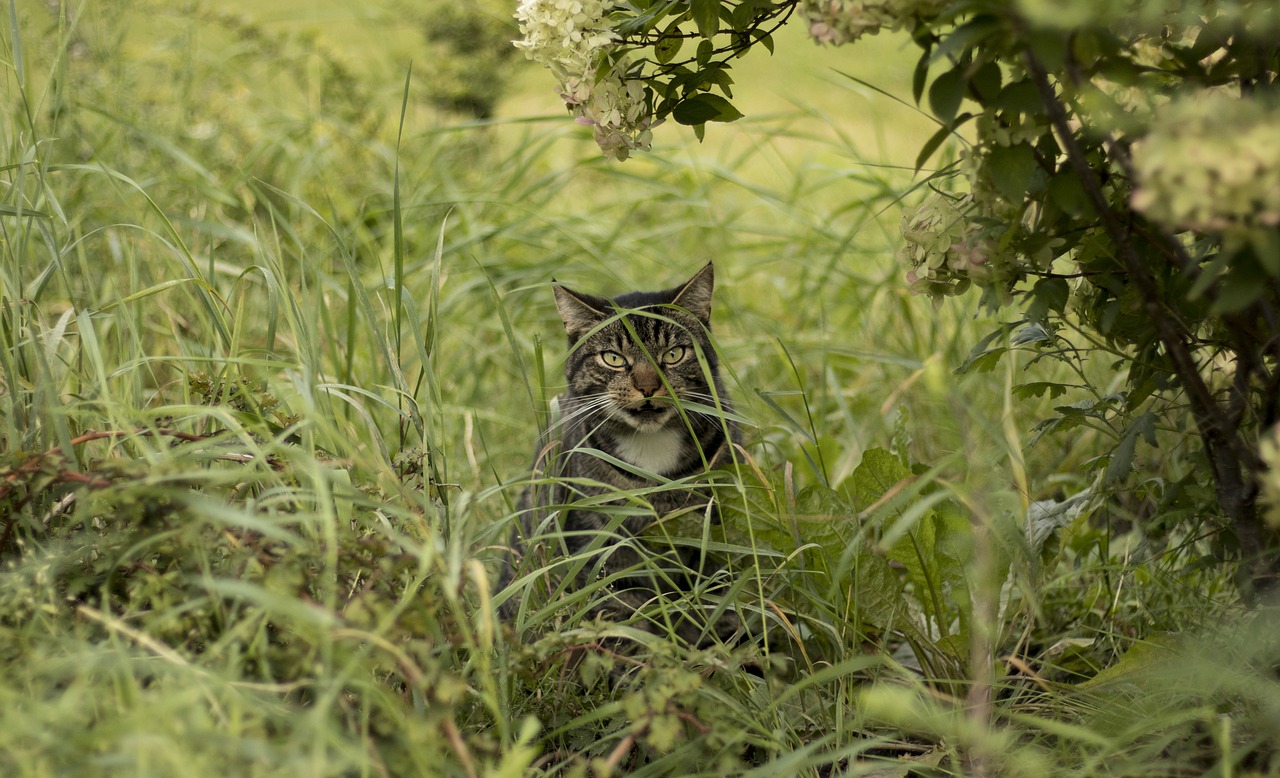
[672,262,715,324]
[553,284,609,342]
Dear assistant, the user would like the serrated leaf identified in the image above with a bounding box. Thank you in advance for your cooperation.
[956,324,1016,373]
[1012,321,1053,345]
[795,483,849,518]
[1104,412,1155,485]
[1013,382,1070,401]
[1026,276,1070,323]
[849,448,912,512]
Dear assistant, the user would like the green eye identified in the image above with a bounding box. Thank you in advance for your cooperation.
[661,346,687,365]
[600,350,627,369]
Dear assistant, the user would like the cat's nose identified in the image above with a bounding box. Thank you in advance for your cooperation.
[633,366,663,397]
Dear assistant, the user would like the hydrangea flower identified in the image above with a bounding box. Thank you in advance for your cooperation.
[803,0,947,45]
[514,0,654,160]
[898,193,1008,299]
[1130,93,1280,234]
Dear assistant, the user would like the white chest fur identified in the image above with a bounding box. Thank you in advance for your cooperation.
[612,427,686,475]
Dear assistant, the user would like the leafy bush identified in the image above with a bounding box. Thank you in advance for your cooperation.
[514,0,1280,590]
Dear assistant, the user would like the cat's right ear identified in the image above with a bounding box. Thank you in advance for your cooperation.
[553,284,608,343]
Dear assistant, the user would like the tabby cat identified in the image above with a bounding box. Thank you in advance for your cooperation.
[501,263,741,643]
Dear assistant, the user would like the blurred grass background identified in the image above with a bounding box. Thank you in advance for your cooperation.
[1,1,1271,775]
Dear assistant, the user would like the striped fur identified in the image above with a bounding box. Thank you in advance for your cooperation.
[500,263,741,643]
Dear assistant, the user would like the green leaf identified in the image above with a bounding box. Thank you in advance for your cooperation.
[752,29,774,54]
[913,113,972,171]
[795,483,849,518]
[1025,29,1066,71]
[932,16,1000,63]
[970,60,1001,102]
[654,27,683,64]
[0,204,51,219]
[1047,168,1093,217]
[987,143,1037,202]
[1249,230,1280,275]
[1013,382,1070,401]
[672,93,743,125]
[912,47,931,106]
[1104,412,1156,485]
[956,324,1016,374]
[1026,276,1070,322]
[696,39,713,66]
[928,67,965,126]
[691,0,719,38]
[1078,634,1179,689]
[849,448,912,513]
[1211,263,1268,314]
[994,79,1043,115]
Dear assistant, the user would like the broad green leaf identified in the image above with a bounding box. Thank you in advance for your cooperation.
[794,483,842,514]
[1078,633,1179,689]
[691,0,719,38]
[654,25,683,64]
[970,60,1002,102]
[1047,167,1093,217]
[928,67,965,125]
[987,143,1037,202]
[1250,229,1280,275]
[994,79,1043,115]
[672,93,743,125]
[849,448,912,514]
[696,39,713,66]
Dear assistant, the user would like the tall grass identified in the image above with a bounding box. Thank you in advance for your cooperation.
[1,2,1275,776]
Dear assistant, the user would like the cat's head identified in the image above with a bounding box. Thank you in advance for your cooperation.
[553,263,721,432]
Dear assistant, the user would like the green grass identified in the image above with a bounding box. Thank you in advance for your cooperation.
[1,2,1275,776]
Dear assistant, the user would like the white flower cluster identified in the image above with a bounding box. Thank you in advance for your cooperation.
[514,0,653,160]
[898,193,1006,299]
[803,0,945,45]
[1130,93,1280,234]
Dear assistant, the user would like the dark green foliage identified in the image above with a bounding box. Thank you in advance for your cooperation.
[598,0,1280,591]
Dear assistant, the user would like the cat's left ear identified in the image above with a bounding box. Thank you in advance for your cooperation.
[553,283,609,343]
[672,262,715,324]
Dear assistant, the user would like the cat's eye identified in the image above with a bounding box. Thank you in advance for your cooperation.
[661,346,687,365]
[599,350,628,369]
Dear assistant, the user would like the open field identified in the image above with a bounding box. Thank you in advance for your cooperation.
[1,2,1274,776]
